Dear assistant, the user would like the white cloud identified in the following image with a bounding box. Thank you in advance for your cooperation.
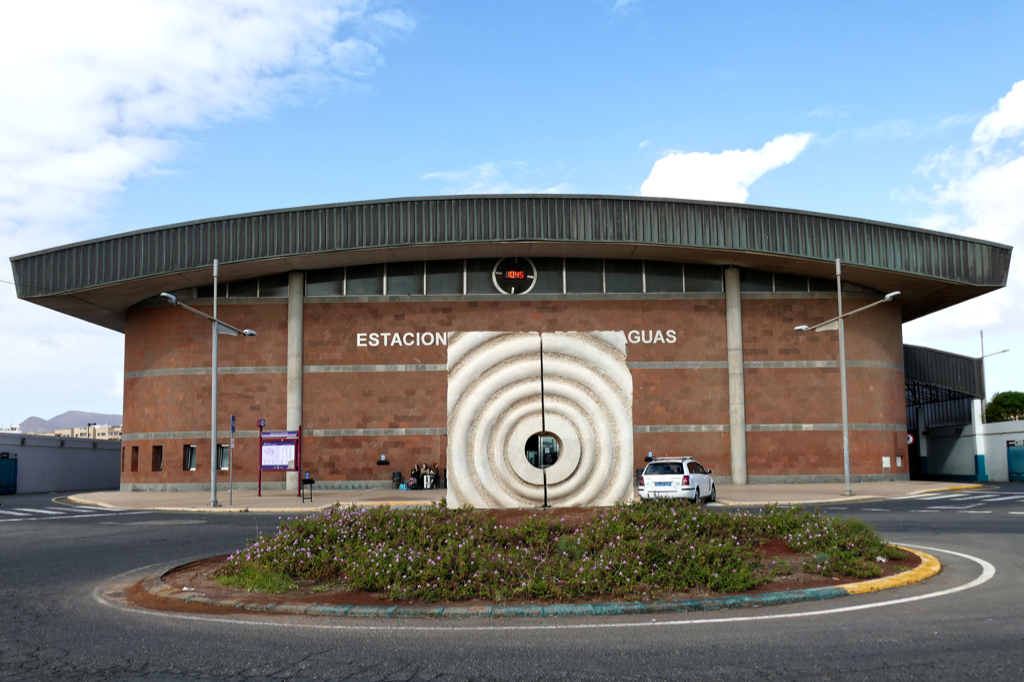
[903,79,1024,397]
[639,140,650,149]
[806,104,848,120]
[856,115,975,143]
[971,80,1024,151]
[639,133,813,203]
[0,0,413,423]
[612,0,640,11]
[422,162,572,195]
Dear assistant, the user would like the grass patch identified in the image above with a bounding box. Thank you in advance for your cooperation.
[215,564,297,594]
[215,500,903,602]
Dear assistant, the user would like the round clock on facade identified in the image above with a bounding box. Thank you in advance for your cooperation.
[492,257,537,295]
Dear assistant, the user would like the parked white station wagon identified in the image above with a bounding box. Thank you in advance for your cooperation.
[638,457,716,503]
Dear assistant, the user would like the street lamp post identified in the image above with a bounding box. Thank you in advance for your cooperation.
[795,258,900,496]
[161,259,256,507]
[979,331,1010,423]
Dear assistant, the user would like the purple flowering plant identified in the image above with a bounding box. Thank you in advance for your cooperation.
[216,500,902,602]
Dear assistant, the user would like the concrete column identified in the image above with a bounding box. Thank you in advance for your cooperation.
[725,267,747,485]
[971,399,988,482]
[286,271,304,491]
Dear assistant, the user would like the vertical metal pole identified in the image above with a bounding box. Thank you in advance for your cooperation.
[210,259,220,507]
[837,258,852,496]
[229,415,234,507]
[980,331,986,423]
[540,333,548,508]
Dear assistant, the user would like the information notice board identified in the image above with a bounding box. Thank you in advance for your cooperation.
[261,439,296,470]
[257,421,302,497]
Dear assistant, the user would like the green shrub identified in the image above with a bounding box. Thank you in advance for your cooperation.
[215,501,901,602]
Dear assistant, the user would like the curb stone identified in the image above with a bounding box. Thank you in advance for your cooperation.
[66,494,442,513]
[714,484,984,507]
[141,547,939,619]
[71,483,984,514]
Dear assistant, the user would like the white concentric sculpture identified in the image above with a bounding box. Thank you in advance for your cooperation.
[446,331,633,508]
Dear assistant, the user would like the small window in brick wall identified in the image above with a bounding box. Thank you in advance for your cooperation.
[217,445,230,470]
[152,446,163,472]
[183,445,197,471]
[130,446,139,472]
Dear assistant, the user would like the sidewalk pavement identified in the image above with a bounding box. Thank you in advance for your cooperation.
[69,480,981,513]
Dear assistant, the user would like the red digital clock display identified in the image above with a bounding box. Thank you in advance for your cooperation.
[492,257,537,294]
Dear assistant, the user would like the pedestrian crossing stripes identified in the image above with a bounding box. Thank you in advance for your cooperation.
[0,506,148,523]
[827,489,1024,515]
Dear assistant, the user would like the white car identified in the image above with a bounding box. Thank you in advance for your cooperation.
[638,457,716,503]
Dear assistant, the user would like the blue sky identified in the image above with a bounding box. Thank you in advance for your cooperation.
[1,0,1022,424]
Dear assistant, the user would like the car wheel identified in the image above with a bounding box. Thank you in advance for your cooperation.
[692,488,700,504]
[709,484,716,503]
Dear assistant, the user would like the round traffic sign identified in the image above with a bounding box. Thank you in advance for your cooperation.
[258,418,266,428]
[907,433,915,445]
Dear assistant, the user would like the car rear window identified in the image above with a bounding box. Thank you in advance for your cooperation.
[645,463,684,475]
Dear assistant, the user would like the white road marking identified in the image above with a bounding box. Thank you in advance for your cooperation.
[1009,512,1024,516]
[981,496,1024,503]
[928,504,985,510]
[0,510,150,524]
[94,544,995,632]
[14,507,62,515]
[59,507,107,513]
[962,511,992,514]
[0,509,30,516]
[908,510,940,513]
[862,508,889,512]
[907,493,968,500]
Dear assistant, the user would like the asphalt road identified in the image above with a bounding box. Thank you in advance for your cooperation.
[1,485,1022,682]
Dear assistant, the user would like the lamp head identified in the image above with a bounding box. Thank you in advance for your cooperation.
[884,291,901,302]
[159,292,177,305]
[243,329,257,337]
[794,325,810,332]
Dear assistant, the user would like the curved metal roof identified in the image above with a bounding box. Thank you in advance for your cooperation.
[10,194,1013,331]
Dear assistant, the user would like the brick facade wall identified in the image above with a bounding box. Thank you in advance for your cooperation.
[120,292,908,487]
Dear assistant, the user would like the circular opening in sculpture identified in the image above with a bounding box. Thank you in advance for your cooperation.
[525,432,560,469]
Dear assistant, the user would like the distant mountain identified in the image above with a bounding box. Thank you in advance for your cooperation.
[20,411,123,433]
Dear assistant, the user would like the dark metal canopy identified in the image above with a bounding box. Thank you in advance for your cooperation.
[904,344,986,406]
[10,194,1013,332]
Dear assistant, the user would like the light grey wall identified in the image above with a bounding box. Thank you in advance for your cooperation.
[923,426,977,477]
[921,417,1024,482]
[0,434,120,494]
[977,421,1024,482]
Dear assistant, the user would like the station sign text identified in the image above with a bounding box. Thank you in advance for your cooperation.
[356,330,677,348]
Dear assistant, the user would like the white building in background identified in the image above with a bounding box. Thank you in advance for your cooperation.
[51,425,122,441]
[0,433,120,495]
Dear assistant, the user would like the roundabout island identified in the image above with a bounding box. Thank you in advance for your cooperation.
[128,500,942,619]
